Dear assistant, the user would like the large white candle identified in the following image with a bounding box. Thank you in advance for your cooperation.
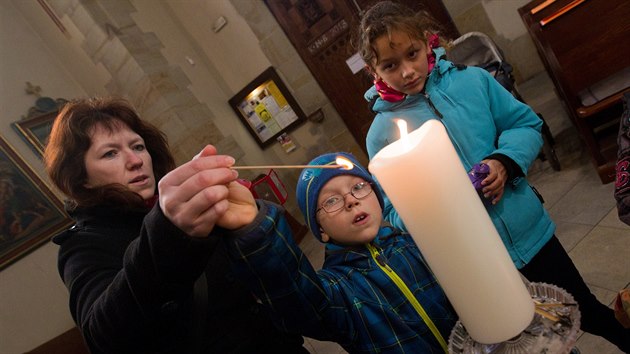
[369,120,534,344]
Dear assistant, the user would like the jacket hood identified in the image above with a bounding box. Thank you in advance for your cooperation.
[365,47,454,114]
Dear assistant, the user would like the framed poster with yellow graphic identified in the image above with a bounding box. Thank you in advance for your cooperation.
[229,67,307,148]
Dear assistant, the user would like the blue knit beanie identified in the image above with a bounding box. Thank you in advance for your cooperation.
[296,152,384,242]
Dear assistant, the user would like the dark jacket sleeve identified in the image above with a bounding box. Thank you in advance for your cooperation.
[56,205,217,354]
[223,201,341,341]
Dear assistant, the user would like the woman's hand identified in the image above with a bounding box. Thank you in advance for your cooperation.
[216,181,257,230]
[480,159,507,205]
[158,145,237,238]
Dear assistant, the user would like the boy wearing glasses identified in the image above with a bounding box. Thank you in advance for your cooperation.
[224,152,457,353]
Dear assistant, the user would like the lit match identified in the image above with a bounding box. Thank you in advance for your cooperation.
[231,156,354,171]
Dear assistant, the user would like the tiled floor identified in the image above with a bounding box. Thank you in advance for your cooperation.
[297,72,630,354]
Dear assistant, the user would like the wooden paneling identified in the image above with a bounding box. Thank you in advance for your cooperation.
[519,0,630,183]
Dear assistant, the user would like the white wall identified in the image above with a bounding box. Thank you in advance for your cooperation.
[443,0,531,40]
[0,2,93,353]
[481,0,531,40]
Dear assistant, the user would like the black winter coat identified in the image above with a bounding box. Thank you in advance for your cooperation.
[53,203,306,354]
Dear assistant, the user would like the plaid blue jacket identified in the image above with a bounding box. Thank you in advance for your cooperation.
[225,201,457,353]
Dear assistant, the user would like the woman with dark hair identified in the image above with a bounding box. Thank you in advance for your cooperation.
[44,97,306,354]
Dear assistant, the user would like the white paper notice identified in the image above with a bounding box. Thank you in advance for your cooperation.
[346,52,366,74]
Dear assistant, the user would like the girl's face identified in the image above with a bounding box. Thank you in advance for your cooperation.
[371,30,430,96]
[84,121,156,200]
[316,175,382,245]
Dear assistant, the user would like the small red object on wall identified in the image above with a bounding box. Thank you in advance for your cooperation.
[250,169,288,205]
[242,169,307,243]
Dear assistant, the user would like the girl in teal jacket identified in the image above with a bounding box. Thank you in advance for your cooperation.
[356,1,630,351]
[365,46,552,268]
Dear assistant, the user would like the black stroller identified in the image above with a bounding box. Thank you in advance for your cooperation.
[447,32,561,171]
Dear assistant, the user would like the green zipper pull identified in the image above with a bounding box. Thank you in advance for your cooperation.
[367,243,448,353]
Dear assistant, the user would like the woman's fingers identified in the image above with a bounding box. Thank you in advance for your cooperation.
[161,145,235,188]
[193,144,218,160]
[164,184,231,237]
[163,155,235,187]
[159,164,236,205]
[158,145,240,237]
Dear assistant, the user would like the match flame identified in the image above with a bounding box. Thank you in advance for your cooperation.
[336,156,354,170]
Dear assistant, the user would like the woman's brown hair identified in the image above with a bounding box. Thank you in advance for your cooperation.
[44,97,175,209]
[354,1,443,68]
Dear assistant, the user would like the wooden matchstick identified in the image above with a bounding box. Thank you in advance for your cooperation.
[534,307,560,322]
[231,164,343,170]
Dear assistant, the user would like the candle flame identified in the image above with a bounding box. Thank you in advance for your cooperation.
[396,119,408,139]
[395,119,411,151]
[336,156,354,170]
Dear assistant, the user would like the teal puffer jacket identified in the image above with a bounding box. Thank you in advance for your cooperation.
[364,47,555,268]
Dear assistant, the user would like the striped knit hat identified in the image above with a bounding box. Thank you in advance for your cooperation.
[296,152,384,242]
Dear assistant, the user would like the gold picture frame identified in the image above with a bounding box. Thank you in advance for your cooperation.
[12,110,58,157]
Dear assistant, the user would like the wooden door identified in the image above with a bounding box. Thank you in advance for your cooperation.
[264,0,459,152]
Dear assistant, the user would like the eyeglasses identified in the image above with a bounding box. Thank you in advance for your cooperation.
[316,182,373,214]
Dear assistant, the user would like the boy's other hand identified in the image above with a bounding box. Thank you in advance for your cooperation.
[217,181,257,230]
[480,159,507,205]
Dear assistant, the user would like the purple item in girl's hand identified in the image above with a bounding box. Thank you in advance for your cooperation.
[468,163,489,189]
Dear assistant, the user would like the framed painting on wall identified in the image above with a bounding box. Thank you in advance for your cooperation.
[12,110,58,157]
[0,136,73,269]
[228,67,307,148]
